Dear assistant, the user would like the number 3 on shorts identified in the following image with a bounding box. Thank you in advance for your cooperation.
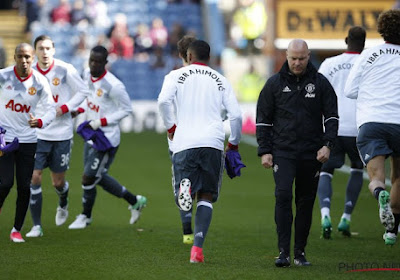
[91,158,100,170]
[60,153,70,167]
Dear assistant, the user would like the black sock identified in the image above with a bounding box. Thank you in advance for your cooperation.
[123,192,137,206]
[373,187,385,200]
[183,222,193,235]
[388,213,400,235]
[82,187,97,219]
[57,186,69,208]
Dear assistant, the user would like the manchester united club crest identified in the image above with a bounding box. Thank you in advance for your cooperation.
[96,89,103,97]
[304,83,316,98]
[305,83,315,93]
[52,77,60,86]
[28,87,37,96]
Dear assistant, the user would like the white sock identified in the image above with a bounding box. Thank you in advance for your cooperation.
[341,213,351,221]
[321,207,330,219]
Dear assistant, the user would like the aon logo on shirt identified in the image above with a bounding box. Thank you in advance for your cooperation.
[5,99,31,113]
[87,100,99,112]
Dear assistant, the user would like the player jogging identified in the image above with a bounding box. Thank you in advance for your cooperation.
[165,35,197,245]
[26,35,91,237]
[68,46,147,229]
[317,26,366,239]
[158,40,242,263]
[0,43,56,243]
[344,9,400,246]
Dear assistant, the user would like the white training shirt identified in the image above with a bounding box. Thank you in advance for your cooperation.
[34,59,90,141]
[0,66,56,143]
[344,42,400,128]
[82,69,132,147]
[319,52,359,137]
[158,62,242,154]
[166,95,177,152]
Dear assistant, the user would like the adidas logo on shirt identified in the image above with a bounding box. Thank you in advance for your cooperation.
[365,154,370,161]
[282,86,291,92]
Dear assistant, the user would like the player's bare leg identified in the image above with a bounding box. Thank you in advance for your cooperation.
[384,157,400,245]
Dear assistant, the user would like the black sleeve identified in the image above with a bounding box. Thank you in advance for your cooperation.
[320,74,339,144]
[256,78,275,156]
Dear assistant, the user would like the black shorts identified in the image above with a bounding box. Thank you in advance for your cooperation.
[34,139,72,173]
[172,147,224,202]
[357,122,400,165]
[83,143,118,178]
[321,136,363,172]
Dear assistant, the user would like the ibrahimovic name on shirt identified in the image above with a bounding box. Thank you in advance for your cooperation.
[177,66,225,91]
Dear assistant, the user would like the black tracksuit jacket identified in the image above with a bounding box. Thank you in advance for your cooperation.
[256,61,339,160]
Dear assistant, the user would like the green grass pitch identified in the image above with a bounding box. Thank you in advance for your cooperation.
[0,132,398,279]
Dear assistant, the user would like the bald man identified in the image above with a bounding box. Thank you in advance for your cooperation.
[256,39,338,266]
[0,43,55,243]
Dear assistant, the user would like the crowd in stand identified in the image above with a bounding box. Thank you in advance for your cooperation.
[22,0,200,75]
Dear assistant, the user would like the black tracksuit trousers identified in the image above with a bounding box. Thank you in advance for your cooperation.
[0,143,37,231]
[273,156,322,256]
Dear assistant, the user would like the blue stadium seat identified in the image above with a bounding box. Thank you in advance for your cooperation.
[37,0,204,100]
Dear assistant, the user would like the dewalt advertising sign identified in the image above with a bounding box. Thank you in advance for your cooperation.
[276,0,395,39]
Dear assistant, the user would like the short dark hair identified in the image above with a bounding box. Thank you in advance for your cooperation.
[177,35,196,62]
[91,45,108,59]
[377,9,400,44]
[34,35,54,49]
[188,40,210,61]
[15,43,33,54]
[347,26,366,43]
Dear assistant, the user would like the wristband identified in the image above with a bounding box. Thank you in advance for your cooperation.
[77,107,85,113]
[168,124,177,133]
[37,119,43,128]
[228,142,238,150]
[100,118,107,126]
[60,105,69,114]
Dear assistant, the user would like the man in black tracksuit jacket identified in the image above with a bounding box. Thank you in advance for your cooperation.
[256,39,338,267]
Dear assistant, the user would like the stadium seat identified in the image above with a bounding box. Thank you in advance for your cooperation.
[34,0,204,100]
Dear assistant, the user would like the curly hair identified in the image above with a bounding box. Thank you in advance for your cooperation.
[377,9,400,44]
[177,35,196,63]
